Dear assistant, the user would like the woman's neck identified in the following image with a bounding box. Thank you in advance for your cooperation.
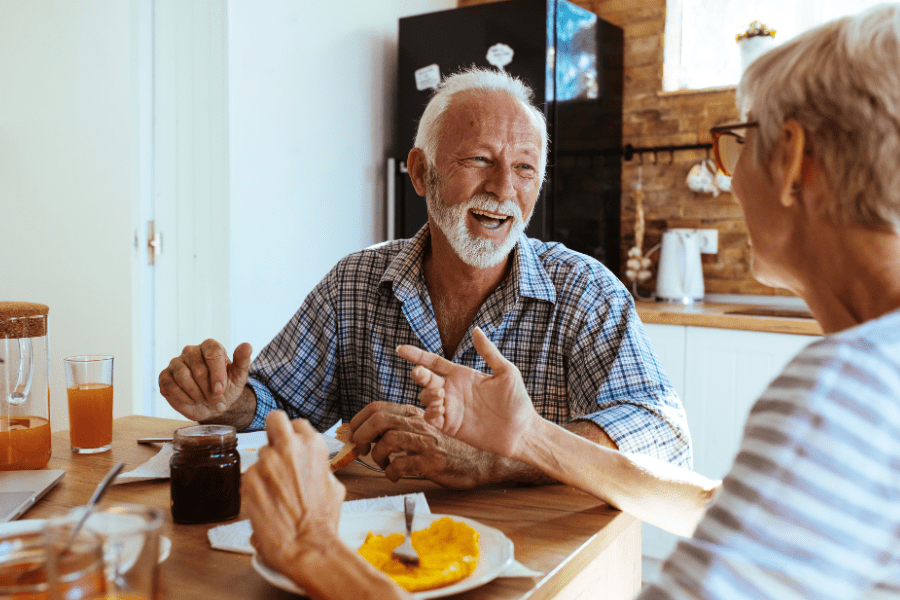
[796,224,900,334]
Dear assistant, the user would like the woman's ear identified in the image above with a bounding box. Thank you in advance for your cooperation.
[770,119,807,207]
[407,148,430,198]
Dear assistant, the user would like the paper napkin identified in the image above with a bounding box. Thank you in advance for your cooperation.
[114,441,176,483]
[499,561,544,577]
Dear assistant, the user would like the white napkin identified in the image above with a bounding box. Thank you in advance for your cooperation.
[501,561,544,577]
[207,492,431,555]
[115,431,285,484]
[114,442,176,484]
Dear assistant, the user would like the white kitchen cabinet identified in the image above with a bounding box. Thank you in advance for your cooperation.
[639,323,821,561]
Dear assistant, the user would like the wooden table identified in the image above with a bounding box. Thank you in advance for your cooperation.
[26,416,640,600]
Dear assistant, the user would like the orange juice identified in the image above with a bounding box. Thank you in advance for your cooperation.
[55,546,107,600]
[0,531,106,600]
[0,416,51,471]
[67,384,113,450]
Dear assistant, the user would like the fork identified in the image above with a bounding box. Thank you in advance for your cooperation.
[391,496,420,567]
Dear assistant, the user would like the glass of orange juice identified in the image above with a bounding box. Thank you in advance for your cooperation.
[64,356,114,454]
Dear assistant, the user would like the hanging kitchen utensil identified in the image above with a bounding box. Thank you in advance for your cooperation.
[625,166,654,300]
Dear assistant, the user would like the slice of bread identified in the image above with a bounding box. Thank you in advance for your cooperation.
[329,423,360,472]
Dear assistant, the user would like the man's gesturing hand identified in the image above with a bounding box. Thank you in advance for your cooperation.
[158,339,253,422]
[395,327,540,460]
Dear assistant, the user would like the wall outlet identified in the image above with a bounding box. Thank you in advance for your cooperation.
[696,229,718,254]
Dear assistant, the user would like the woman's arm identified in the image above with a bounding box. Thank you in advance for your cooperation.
[397,328,719,537]
[242,411,411,600]
[518,419,718,536]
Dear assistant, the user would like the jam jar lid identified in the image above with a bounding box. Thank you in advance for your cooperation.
[173,424,237,448]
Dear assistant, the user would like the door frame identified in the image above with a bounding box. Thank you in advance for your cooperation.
[137,0,230,418]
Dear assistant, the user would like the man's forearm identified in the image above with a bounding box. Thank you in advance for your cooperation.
[200,384,258,430]
[483,420,617,486]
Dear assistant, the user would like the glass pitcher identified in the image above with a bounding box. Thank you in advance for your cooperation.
[0,302,51,470]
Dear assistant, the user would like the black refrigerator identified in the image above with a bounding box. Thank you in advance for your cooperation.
[390,0,623,275]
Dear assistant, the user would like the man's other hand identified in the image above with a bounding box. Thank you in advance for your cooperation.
[349,401,493,489]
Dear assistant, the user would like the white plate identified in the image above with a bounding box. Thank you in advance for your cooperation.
[252,511,515,599]
[0,519,171,564]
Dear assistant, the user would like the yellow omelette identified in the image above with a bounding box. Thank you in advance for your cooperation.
[357,516,480,592]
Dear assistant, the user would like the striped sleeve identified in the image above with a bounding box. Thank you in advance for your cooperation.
[640,328,900,599]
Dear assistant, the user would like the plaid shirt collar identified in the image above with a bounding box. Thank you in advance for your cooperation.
[380,223,557,307]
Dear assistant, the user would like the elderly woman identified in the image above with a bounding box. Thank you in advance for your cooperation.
[242,5,900,599]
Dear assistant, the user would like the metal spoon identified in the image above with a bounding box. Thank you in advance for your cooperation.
[65,462,126,548]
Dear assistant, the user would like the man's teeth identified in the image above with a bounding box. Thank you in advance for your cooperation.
[471,209,510,230]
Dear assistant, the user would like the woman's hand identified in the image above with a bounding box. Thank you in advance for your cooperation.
[396,327,540,460]
[242,411,347,580]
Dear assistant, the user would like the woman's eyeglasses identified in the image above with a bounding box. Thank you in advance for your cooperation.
[709,121,759,177]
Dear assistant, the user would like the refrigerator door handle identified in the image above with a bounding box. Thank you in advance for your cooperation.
[386,158,396,241]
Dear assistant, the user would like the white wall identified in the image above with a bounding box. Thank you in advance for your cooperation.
[228,0,454,354]
[0,1,140,430]
[0,0,457,429]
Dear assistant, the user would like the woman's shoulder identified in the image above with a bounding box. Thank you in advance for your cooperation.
[751,310,900,437]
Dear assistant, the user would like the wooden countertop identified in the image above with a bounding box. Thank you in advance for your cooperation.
[23,416,641,600]
[635,301,823,336]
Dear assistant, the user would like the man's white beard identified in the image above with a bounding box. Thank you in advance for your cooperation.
[425,170,531,269]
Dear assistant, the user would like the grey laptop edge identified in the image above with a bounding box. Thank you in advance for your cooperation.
[0,469,65,522]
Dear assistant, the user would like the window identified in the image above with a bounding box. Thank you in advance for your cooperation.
[664,0,887,91]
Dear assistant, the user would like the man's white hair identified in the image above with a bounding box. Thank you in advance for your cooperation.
[414,67,549,183]
[737,4,900,229]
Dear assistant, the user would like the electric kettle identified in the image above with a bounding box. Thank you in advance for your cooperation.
[0,302,51,470]
[655,229,704,304]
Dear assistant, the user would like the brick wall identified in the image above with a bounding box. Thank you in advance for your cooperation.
[458,0,790,296]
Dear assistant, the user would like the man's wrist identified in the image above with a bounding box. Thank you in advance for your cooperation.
[200,385,257,430]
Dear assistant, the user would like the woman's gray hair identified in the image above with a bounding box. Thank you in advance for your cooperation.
[737,3,900,229]
[414,67,549,182]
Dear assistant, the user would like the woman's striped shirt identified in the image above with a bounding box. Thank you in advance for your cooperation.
[641,308,900,599]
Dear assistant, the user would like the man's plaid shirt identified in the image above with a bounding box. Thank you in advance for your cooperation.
[247,225,692,467]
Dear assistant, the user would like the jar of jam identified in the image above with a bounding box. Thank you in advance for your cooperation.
[170,424,240,524]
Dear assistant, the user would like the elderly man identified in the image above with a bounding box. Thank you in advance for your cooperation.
[159,68,690,488]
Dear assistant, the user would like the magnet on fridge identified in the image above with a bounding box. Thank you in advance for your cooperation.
[415,64,441,91]
[486,43,514,71]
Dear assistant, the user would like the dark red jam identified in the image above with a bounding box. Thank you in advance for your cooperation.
[170,424,240,524]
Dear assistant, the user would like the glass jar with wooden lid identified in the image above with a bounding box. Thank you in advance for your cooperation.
[0,302,51,470]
